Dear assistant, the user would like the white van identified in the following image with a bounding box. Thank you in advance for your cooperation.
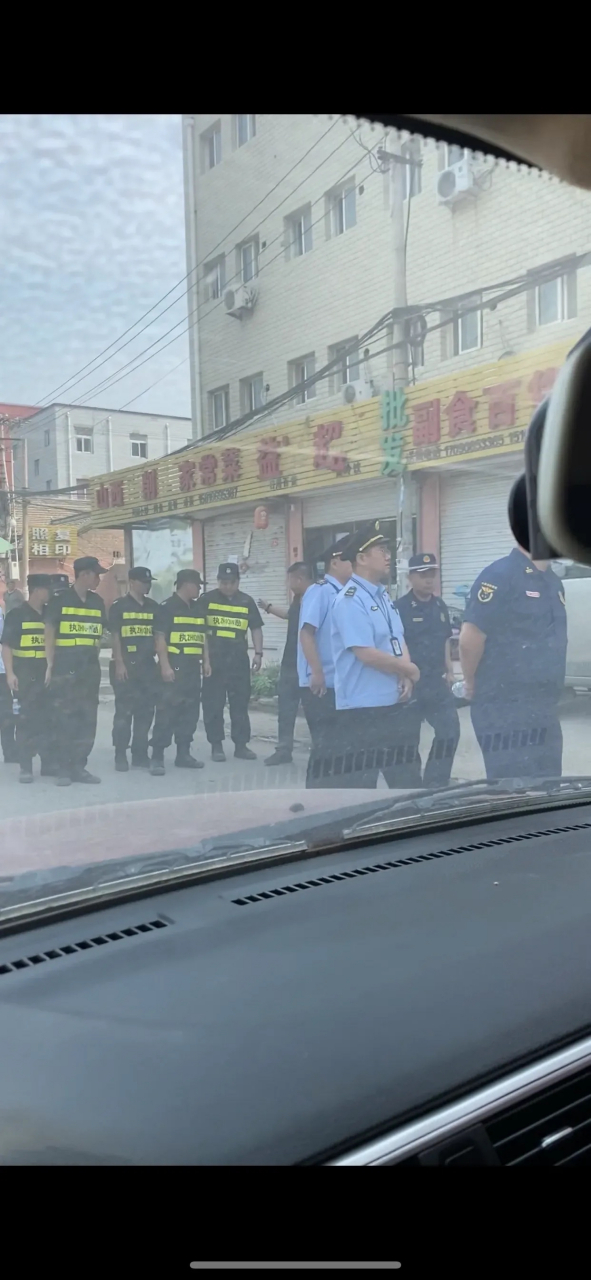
[553,562,591,691]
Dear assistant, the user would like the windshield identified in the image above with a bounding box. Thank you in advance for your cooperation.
[1,112,591,918]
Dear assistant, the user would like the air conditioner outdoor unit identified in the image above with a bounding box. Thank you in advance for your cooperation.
[437,159,477,206]
[343,379,372,405]
[224,283,258,318]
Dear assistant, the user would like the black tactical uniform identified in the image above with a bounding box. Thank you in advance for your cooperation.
[109,568,160,770]
[397,553,460,787]
[0,575,54,781]
[201,564,264,760]
[45,558,107,783]
[150,576,206,773]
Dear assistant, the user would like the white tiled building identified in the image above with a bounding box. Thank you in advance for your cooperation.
[11,403,192,497]
[182,113,591,601]
[182,113,591,439]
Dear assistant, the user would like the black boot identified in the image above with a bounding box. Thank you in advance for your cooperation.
[19,760,34,784]
[150,752,165,776]
[115,751,129,772]
[175,749,205,769]
[234,745,257,760]
[131,753,150,769]
[211,744,226,762]
[264,749,292,765]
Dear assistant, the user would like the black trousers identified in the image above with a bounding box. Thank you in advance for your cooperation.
[471,697,563,782]
[416,683,461,788]
[13,663,49,767]
[307,701,422,790]
[151,661,201,753]
[110,660,157,757]
[202,649,251,747]
[49,660,101,775]
[0,672,17,762]
[277,666,301,753]
[301,686,337,789]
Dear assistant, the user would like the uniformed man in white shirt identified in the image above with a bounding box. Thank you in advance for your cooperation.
[330,521,422,789]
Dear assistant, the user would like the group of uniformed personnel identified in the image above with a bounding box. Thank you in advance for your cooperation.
[0,520,569,789]
[0,556,265,785]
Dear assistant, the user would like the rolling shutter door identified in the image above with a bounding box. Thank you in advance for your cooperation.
[204,509,287,661]
[440,468,520,606]
[303,479,398,527]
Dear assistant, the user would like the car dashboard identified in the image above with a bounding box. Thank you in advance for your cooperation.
[1,802,591,1164]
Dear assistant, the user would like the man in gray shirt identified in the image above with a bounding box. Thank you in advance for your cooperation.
[3,580,25,613]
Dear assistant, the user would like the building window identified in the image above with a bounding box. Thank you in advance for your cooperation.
[44,429,50,447]
[204,255,226,301]
[75,432,93,454]
[76,478,89,500]
[329,338,360,392]
[407,316,426,368]
[46,479,52,490]
[33,458,40,477]
[440,296,482,358]
[535,271,577,326]
[326,183,357,238]
[130,437,148,459]
[209,386,230,431]
[200,122,222,172]
[440,142,468,170]
[240,374,265,414]
[239,238,259,283]
[288,354,316,404]
[285,205,313,259]
[402,138,422,199]
[234,114,256,147]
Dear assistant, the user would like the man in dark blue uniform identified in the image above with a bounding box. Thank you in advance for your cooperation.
[460,544,567,781]
[397,553,460,787]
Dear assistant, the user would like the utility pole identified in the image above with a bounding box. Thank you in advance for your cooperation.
[379,133,409,390]
[21,437,29,584]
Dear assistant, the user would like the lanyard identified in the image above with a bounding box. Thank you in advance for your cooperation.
[353,577,403,654]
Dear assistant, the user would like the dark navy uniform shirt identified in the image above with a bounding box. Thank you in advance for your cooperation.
[464,547,567,701]
[397,590,452,691]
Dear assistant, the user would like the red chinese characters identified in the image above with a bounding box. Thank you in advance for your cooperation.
[199,454,218,486]
[179,460,197,492]
[221,448,242,483]
[96,484,110,509]
[110,481,125,507]
[313,421,347,473]
[258,436,288,480]
[412,400,441,446]
[484,380,521,431]
[445,391,476,438]
[529,367,558,406]
[141,469,159,501]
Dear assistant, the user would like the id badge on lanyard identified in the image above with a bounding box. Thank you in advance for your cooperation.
[391,636,403,657]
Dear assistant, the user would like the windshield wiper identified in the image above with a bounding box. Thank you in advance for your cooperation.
[0,836,309,923]
[343,775,591,838]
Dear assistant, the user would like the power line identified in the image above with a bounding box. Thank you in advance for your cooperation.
[9,251,588,492]
[67,139,380,409]
[33,116,344,407]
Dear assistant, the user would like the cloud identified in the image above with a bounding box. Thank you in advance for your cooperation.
[0,115,190,417]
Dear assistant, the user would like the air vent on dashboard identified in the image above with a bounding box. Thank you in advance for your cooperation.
[0,918,169,977]
[391,1064,591,1167]
[230,818,591,906]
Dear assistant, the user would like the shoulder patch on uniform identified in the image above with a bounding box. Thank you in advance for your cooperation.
[477,585,495,603]
[344,586,357,597]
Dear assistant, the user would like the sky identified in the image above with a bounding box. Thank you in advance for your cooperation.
[0,115,191,418]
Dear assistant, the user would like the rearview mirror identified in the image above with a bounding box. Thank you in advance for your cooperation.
[538,338,591,566]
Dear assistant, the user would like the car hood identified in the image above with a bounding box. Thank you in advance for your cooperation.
[0,789,382,879]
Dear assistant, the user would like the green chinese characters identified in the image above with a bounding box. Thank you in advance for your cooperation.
[380,390,407,476]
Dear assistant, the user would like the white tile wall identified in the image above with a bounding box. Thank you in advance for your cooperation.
[186,114,591,437]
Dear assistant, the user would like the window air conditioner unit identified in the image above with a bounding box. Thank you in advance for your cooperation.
[224,283,258,318]
[343,379,372,405]
[437,159,477,206]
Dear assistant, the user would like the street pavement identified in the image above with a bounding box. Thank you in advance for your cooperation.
[1,688,591,822]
